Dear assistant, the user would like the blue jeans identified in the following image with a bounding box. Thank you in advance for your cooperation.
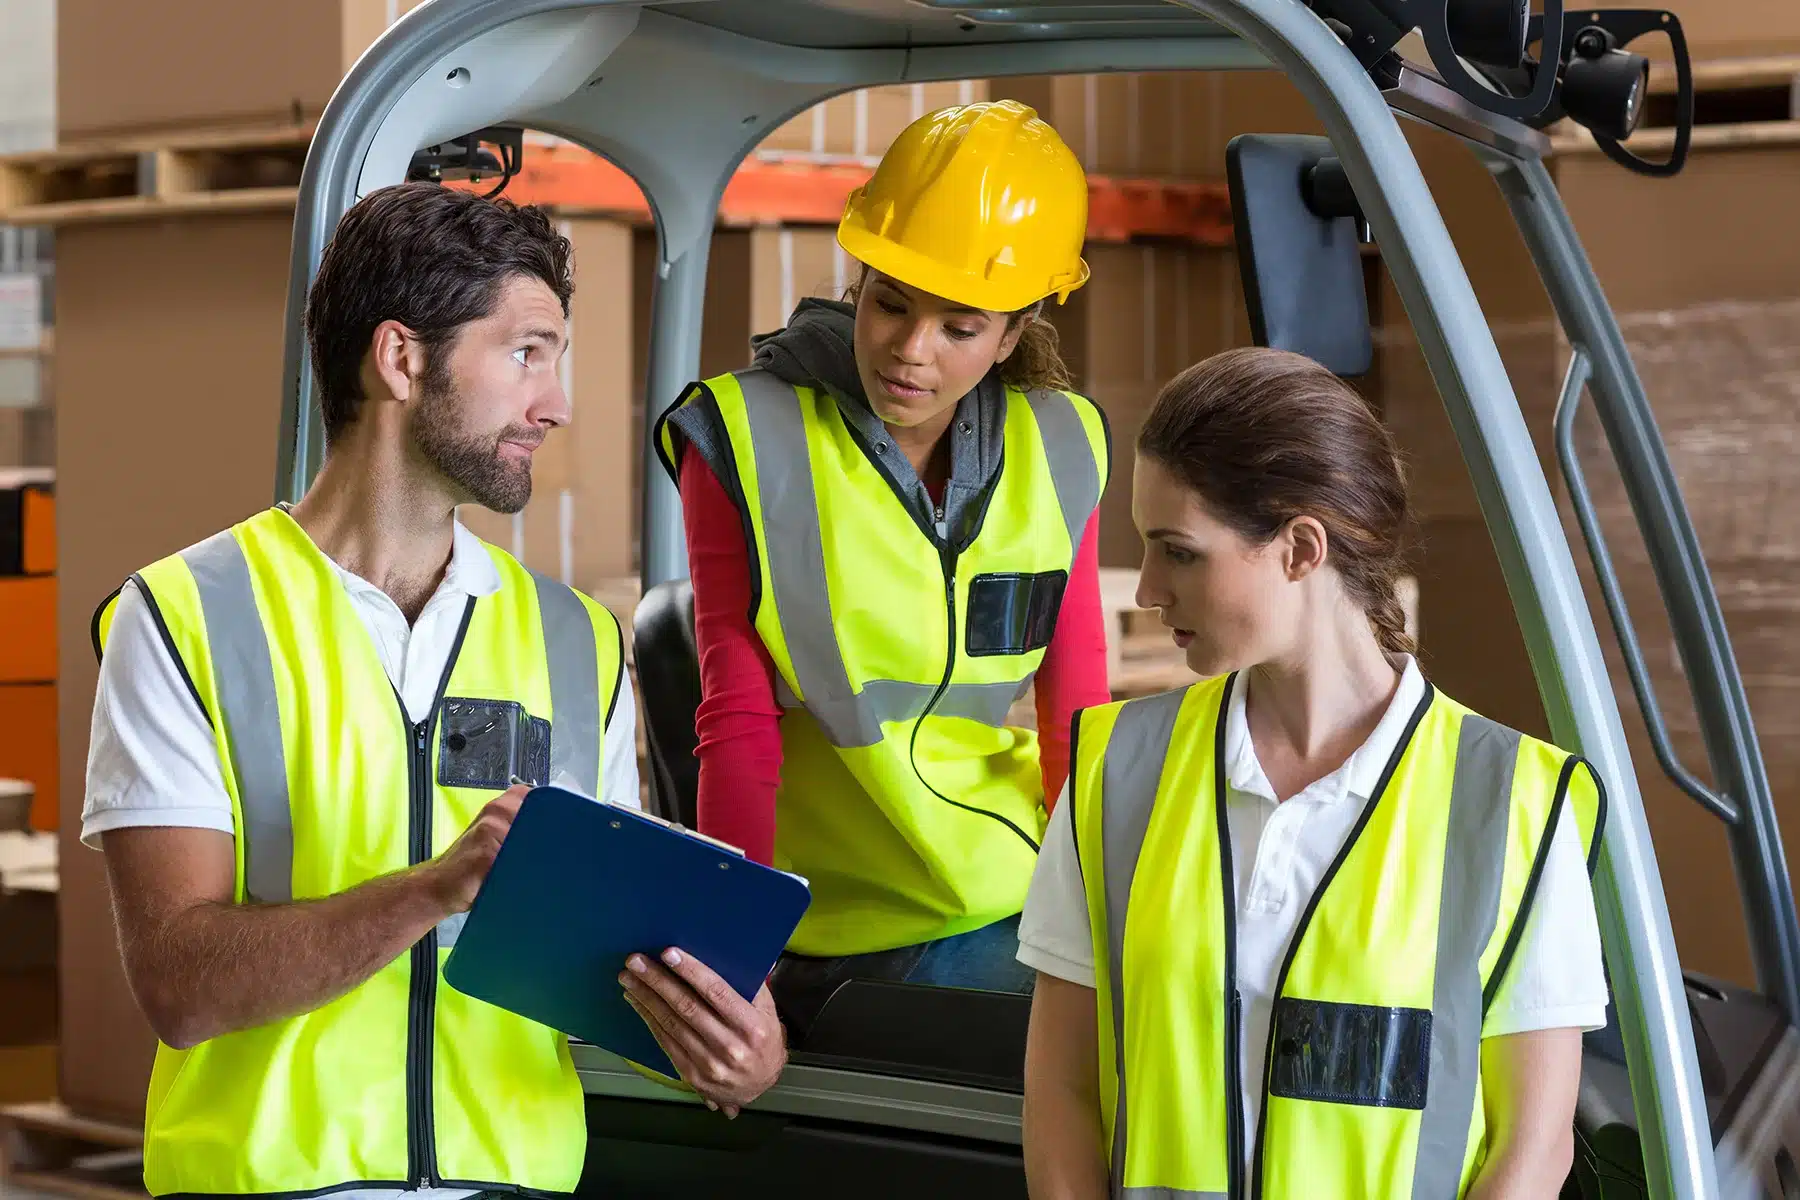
[904,914,1038,994]
[768,914,1036,1044]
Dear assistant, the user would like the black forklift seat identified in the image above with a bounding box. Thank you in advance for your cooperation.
[631,577,701,828]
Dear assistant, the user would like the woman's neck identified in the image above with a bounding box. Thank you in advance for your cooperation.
[1244,599,1401,802]
[886,405,958,493]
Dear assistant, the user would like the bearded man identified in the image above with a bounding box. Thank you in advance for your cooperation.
[81,182,785,1200]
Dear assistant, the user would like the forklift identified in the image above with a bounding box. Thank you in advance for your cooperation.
[273,1,1797,1196]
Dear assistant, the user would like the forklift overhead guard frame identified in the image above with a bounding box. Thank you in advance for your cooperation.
[273,3,1799,1197]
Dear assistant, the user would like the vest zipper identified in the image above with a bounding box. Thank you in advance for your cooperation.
[1215,683,1246,1200]
[406,714,440,1191]
[396,597,476,1193]
[1244,685,1433,1200]
[1228,988,1245,1200]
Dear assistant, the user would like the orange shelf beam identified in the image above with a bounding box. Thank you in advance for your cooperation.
[456,144,1233,246]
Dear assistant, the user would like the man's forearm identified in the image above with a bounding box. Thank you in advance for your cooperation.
[128,867,451,1049]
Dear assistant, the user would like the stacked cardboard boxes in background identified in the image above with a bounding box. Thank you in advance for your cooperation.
[0,471,56,833]
[758,80,990,161]
[0,470,58,1108]
[54,0,431,143]
[20,0,1800,1132]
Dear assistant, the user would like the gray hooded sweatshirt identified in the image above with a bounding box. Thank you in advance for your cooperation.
[737,298,1012,551]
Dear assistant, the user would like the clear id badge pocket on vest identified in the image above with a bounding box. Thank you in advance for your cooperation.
[1266,997,1432,1109]
[437,698,553,790]
[965,570,1068,657]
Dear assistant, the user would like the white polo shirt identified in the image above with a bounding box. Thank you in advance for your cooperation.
[83,515,639,1200]
[1017,654,1608,1168]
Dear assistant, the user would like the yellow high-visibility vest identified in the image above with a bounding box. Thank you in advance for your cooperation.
[1069,672,1606,1199]
[657,369,1109,955]
[93,506,623,1197]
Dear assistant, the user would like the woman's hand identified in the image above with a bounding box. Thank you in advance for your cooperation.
[1466,1027,1583,1199]
[620,947,786,1117]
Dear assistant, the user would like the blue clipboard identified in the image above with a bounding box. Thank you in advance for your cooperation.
[442,786,812,1079]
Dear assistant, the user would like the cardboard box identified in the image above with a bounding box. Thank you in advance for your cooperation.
[1655,0,1800,61]
[1044,242,1264,566]
[55,213,299,1124]
[0,575,54,683]
[0,684,57,832]
[57,0,429,142]
[760,81,990,159]
[990,69,1323,179]
[0,476,54,576]
[0,406,52,469]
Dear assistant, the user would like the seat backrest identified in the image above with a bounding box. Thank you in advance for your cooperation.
[631,577,700,828]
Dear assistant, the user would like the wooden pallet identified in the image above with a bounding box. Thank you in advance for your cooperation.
[0,1101,146,1200]
[0,125,316,226]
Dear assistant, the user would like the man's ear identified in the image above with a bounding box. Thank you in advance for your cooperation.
[368,320,424,404]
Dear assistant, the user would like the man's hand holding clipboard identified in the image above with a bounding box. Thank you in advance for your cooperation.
[441,785,810,1118]
[618,945,786,1117]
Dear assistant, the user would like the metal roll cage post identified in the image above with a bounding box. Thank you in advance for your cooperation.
[271,1,1782,1195]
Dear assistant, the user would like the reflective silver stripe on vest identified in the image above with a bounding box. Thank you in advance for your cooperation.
[181,531,292,905]
[772,674,1032,745]
[738,371,1089,749]
[1410,715,1521,1200]
[531,568,601,796]
[1023,388,1103,553]
[738,371,866,742]
[1101,689,1190,1199]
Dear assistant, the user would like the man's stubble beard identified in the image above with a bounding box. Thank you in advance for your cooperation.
[409,364,535,515]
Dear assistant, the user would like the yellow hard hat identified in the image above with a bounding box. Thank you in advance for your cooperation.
[837,98,1091,313]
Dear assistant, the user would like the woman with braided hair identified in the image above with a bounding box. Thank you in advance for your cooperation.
[1018,347,1610,1199]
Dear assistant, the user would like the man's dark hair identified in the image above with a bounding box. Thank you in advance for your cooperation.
[305,182,575,443]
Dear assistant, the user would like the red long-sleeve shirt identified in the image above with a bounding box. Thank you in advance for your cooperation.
[679,448,1112,866]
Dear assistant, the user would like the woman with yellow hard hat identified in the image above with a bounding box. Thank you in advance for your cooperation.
[652,99,1113,1030]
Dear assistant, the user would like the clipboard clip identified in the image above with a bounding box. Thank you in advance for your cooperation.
[511,775,749,859]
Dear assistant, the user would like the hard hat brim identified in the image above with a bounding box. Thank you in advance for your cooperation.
[836,220,1090,315]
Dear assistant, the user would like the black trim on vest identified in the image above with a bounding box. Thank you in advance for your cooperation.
[91,581,124,665]
[650,382,700,487]
[605,612,626,731]
[130,573,213,727]
[1575,756,1609,877]
[402,596,478,1189]
[157,1181,572,1200]
[1217,672,1246,1200]
[1066,707,1085,889]
[1481,753,1578,1017]
[1248,679,1437,1200]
